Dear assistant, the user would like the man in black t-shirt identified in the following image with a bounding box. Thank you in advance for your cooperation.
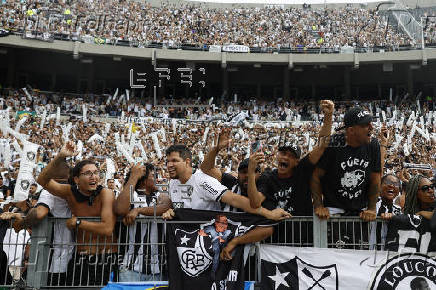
[247,100,334,216]
[311,106,381,221]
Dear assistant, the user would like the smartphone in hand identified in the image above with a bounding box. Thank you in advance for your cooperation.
[251,139,262,153]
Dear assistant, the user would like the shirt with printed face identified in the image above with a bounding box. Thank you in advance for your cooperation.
[168,170,228,211]
[257,155,315,216]
[317,137,381,212]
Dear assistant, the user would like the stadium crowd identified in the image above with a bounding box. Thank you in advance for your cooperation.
[0,87,435,287]
[2,0,436,49]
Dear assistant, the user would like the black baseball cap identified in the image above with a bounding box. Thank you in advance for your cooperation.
[344,107,373,127]
[338,107,373,130]
[278,143,301,159]
[238,158,260,172]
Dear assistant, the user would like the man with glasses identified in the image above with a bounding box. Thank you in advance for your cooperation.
[37,141,118,286]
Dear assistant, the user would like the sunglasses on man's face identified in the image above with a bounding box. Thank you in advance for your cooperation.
[419,184,436,192]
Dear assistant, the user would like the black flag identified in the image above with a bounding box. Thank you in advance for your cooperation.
[167,208,276,290]
[385,214,436,252]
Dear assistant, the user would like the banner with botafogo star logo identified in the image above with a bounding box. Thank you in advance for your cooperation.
[166,208,277,290]
[260,214,436,290]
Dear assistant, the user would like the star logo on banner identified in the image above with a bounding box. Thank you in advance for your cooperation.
[180,235,190,245]
[268,266,289,290]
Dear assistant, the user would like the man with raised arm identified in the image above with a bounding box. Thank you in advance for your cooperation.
[114,163,171,281]
[161,144,291,259]
[37,141,117,286]
[246,100,334,216]
[311,106,381,221]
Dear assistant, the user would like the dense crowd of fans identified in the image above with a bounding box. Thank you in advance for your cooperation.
[0,87,434,287]
[1,0,436,49]
[0,87,434,197]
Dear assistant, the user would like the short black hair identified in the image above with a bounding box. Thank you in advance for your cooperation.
[166,144,192,162]
[381,174,400,184]
[70,160,96,184]
[31,183,38,187]
[238,158,260,172]
[125,163,155,191]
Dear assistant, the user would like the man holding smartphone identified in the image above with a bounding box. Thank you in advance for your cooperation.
[247,100,334,217]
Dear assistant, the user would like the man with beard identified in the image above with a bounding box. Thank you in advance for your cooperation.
[311,106,381,221]
[37,141,117,286]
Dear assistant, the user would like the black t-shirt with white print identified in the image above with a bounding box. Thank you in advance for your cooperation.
[257,155,315,216]
[317,137,381,213]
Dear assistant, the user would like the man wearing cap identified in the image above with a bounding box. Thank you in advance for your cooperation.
[311,106,381,221]
[200,129,261,212]
[247,100,335,216]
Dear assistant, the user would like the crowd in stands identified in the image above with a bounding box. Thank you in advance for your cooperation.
[0,87,435,287]
[0,87,435,185]
[1,0,436,49]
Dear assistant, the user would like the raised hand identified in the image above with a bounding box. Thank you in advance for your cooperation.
[320,100,335,116]
[379,124,389,147]
[59,140,79,158]
[130,163,147,180]
[215,127,232,151]
[248,152,265,173]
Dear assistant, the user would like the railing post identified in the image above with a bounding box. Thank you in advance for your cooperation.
[313,214,327,248]
[255,242,261,283]
[27,216,52,289]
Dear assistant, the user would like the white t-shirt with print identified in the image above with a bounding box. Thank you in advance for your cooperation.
[168,170,228,211]
[37,190,73,273]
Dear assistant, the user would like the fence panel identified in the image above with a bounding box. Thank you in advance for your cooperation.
[0,215,390,289]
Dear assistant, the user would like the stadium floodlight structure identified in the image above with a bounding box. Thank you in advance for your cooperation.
[386,0,425,48]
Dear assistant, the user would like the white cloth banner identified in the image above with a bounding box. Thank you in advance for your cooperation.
[56,107,61,126]
[105,158,116,181]
[82,104,87,123]
[209,45,222,52]
[260,245,436,290]
[222,44,250,53]
[40,109,47,130]
[14,141,39,201]
[15,116,27,133]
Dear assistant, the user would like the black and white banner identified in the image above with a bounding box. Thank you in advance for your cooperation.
[260,215,436,290]
[167,208,275,290]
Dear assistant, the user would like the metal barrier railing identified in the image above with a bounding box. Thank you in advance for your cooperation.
[0,216,389,289]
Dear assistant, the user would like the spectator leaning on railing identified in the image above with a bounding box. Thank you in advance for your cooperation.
[36,141,118,286]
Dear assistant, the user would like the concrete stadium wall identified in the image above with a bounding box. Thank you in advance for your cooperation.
[0,35,433,66]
